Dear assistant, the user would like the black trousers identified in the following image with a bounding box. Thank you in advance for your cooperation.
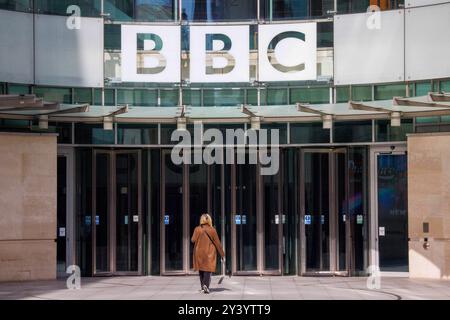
[199,271,211,289]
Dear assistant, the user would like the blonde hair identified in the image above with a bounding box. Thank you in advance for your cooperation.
[199,213,212,227]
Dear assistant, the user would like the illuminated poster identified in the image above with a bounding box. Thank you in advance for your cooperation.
[258,23,317,82]
[121,25,180,83]
[190,25,249,83]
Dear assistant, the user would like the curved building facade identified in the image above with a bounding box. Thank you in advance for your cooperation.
[1,0,450,280]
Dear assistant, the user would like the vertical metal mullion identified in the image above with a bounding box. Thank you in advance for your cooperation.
[71,122,75,145]
[372,119,376,143]
[114,122,118,145]
[257,0,261,22]
[207,165,212,216]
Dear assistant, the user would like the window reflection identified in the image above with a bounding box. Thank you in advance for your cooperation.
[182,0,257,22]
[337,0,404,14]
[104,0,174,21]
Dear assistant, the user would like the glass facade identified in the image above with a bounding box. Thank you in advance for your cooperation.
[0,0,446,279]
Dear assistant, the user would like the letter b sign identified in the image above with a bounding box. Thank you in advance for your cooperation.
[190,25,249,83]
[121,25,180,83]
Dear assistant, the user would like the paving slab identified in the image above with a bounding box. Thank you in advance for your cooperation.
[0,276,449,300]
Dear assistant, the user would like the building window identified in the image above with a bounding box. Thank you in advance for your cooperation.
[74,88,92,104]
[182,89,202,106]
[334,120,372,143]
[75,123,115,144]
[290,87,329,104]
[35,0,101,17]
[0,0,32,12]
[48,122,72,144]
[160,89,179,106]
[104,24,121,51]
[290,122,330,144]
[203,89,245,106]
[117,89,158,106]
[104,0,175,21]
[337,0,404,14]
[336,86,350,103]
[351,85,372,102]
[34,86,72,104]
[440,80,450,92]
[7,84,30,95]
[375,119,413,142]
[94,89,115,106]
[266,88,287,105]
[414,81,432,97]
[117,124,158,144]
[317,21,333,48]
[374,83,406,100]
[261,123,287,144]
[182,0,257,22]
[263,0,334,20]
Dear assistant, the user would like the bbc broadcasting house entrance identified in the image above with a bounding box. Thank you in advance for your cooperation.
[2,94,444,278]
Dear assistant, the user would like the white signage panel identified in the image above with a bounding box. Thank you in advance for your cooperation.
[189,25,249,83]
[334,10,404,85]
[258,23,317,82]
[35,15,104,87]
[121,25,180,83]
[0,9,34,84]
[405,3,450,81]
[405,0,449,7]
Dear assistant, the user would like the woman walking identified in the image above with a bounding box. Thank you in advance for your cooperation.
[191,214,225,294]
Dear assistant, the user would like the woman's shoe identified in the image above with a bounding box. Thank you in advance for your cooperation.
[202,285,210,294]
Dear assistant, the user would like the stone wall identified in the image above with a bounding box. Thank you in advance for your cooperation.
[0,132,57,281]
[408,133,450,279]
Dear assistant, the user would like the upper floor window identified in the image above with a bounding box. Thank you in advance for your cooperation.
[181,0,257,22]
[105,0,175,21]
[337,0,404,14]
[262,0,334,20]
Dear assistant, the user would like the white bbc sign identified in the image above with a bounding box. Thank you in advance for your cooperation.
[121,23,317,83]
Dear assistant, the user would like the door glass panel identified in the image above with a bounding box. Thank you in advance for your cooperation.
[377,154,408,272]
[95,153,110,273]
[164,152,184,271]
[116,153,139,272]
[336,152,347,271]
[349,147,369,273]
[236,156,257,271]
[211,164,223,273]
[304,152,330,272]
[263,172,280,271]
[189,163,208,270]
[57,156,67,275]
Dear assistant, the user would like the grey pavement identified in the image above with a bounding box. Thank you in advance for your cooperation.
[0,276,449,300]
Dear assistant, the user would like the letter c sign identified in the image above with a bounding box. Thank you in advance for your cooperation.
[258,23,317,82]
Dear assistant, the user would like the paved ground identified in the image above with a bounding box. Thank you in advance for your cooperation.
[0,276,449,300]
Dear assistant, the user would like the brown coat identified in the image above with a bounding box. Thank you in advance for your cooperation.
[191,224,225,272]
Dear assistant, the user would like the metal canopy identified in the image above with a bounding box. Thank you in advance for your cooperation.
[1,93,450,125]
